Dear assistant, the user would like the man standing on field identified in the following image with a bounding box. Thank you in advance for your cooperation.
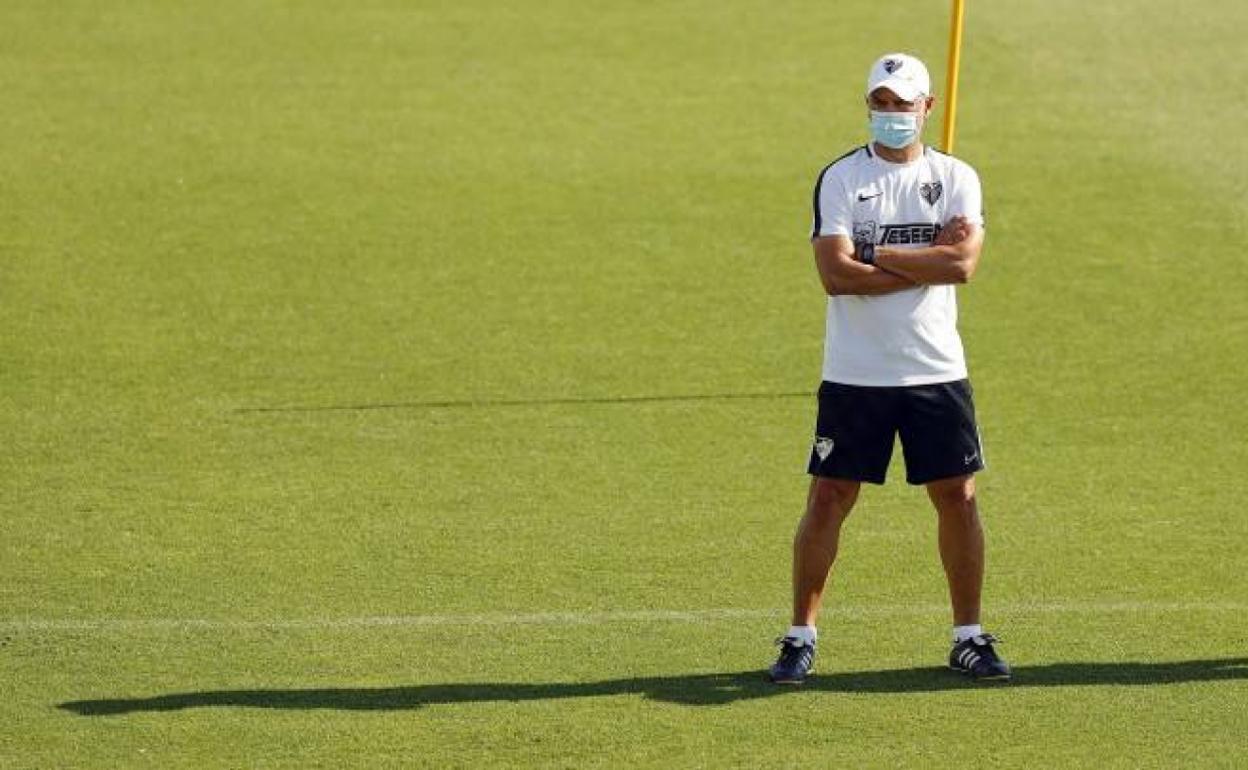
[769,52,1010,684]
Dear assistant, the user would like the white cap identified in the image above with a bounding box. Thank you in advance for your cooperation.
[865,53,931,101]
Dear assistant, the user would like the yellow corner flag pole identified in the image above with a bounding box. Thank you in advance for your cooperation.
[941,0,966,153]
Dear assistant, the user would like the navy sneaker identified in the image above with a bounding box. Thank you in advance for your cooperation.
[949,633,1011,681]
[769,636,815,684]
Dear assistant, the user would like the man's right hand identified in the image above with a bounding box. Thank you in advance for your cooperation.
[935,215,971,246]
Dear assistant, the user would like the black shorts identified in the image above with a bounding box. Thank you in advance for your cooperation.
[806,379,985,485]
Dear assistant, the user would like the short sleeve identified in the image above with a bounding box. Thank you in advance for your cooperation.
[811,163,852,239]
[947,161,985,228]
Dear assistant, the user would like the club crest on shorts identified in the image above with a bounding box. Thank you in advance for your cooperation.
[814,436,835,461]
[920,181,943,205]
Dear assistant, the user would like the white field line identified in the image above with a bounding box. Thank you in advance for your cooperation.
[2,600,1245,633]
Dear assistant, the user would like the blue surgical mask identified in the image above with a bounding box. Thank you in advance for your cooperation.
[869,110,922,149]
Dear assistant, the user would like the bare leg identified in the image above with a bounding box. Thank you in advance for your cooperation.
[792,477,861,626]
[927,474,984,626]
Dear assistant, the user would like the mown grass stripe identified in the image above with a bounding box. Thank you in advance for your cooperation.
[232,391,812,414]
[4,601,1244,633]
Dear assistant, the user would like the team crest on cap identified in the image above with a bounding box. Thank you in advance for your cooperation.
[883,58,903,74]
[920,181,943,205]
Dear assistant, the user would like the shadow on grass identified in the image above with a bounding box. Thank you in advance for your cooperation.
[61,658,1248,715]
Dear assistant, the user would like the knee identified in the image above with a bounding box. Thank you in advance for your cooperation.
[930,476,978,518]
[807,478,859,524]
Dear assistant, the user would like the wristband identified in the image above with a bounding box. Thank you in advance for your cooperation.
[856,242,876,265]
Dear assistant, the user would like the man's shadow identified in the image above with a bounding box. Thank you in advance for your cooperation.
[61,658,1248,715]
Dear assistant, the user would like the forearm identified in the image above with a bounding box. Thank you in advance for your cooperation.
[822,262,915,296]
[874,245,975,285]
[813,235,916,296]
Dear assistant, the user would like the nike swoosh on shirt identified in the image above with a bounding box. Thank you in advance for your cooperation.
[857,192,882,201]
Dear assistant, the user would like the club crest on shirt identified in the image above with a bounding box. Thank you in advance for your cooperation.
[920,181,943,205]
[852,221,878,245]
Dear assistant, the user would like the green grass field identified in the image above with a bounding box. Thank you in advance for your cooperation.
[3,0,1247,766]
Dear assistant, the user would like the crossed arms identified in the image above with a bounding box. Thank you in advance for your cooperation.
[812,215,984,296]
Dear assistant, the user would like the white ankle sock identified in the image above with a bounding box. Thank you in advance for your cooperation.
[786,625,817,645]
[953,624,983,643]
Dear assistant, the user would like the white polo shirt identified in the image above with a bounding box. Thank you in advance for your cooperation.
[811,143,984,387]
